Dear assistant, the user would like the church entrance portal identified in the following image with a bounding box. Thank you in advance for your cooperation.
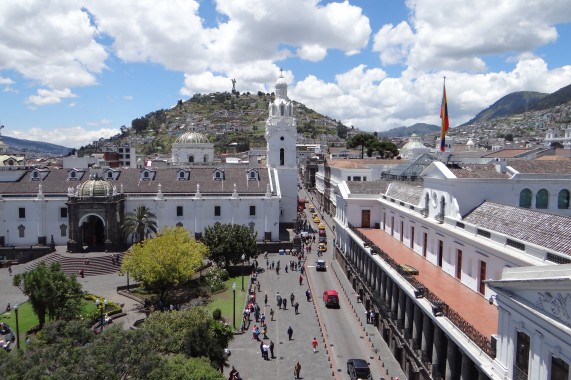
[80,215,105,249]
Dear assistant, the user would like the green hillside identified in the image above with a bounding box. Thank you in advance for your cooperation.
[378,123,440,138]
[463,91,547,125]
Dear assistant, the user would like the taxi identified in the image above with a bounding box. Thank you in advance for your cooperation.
[318,242,327,252]
[313,216,321,223]
[317,223,325,230]
[309,205,315,213]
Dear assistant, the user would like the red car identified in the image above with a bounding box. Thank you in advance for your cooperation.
[323,290,339,308]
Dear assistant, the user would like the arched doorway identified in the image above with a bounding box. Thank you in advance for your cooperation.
[79,214,105,248]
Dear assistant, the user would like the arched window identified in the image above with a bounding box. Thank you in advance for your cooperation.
[558,189,570,209]
[280,148,284,166]
[203,154,208,163]
[189,155,194,163]
[280,104,285,116]
[519,189,532,208]
[70,171,76,178]
[536,189,548,209]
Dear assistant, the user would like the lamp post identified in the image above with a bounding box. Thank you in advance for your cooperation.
[232,282,237,330]
[95,298,108,332]
[241,254,246,291]
[14,303,20,350]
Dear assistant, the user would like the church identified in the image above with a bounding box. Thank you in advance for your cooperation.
[0,74,298,252]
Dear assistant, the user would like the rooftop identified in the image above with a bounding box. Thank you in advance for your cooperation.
[330,158,403,169]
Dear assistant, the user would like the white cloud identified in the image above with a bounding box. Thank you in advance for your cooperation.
[0,76,14,84]
[25,88,78,106]
[296,45,327,62]
[6,126,120,149]
[123,95,133,100]
[100,119,112,124]
[3,86,18,93]
[0,1,107,88]
[374,0,570,72]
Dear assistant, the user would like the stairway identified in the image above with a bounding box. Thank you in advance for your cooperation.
[25,253,125,277]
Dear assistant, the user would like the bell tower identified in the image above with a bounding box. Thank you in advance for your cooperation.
[265,71,297,226]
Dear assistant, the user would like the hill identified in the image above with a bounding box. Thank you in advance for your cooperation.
[512,83,571,113]
[2,135,72,158]
[377,123,440,138]
[463,91,548,125]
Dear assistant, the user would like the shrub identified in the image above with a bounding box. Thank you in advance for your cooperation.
[203,267,229,292]
[212,308,222,320]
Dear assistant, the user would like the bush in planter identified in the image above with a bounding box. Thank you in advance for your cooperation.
[203,267,229,293]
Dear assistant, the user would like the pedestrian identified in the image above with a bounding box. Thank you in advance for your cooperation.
[300,266,305,275]
[285,265,288,273]
[271,261,274,269]
[290,293,295,304]
[287,326,293,340]
[306,288,311,301]
[8,266,12,276]
[79,269,84,278]
[264,292,268,305]
[261,313,266,326]
[257,282,261,292]
[299,274,303,286]
[365,309,370,324]
[276,292,282,309]
[266,259,269,269]
[263,343,269,360]
[312,337,318,352]
[269,340,275,358]
[370,310,376,326]
[262,326,268,339]
[294,361,302,379]
[270,308,275,321]
[283,298,287,309]
[260,341,264,358]
[294,302,299,315]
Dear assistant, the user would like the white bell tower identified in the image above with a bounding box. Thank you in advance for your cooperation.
[266,71,297,226]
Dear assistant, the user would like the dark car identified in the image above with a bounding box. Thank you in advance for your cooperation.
[347,358,372,380]
[316,260,326,271]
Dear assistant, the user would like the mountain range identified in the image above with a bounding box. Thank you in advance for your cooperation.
[3,83,570,156]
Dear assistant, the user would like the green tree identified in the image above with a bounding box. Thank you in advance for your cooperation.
[12,262,82,328]
[336,122,348,139]
[367,140,400,158]
[122,226,207,302]
[122,205,158,244]
[140,307,233,371]
[203,223,258,267]
[347,133,377,158]
[131,117,149,134]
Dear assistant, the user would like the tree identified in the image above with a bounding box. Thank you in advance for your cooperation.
[347,133,377,158]
[12,262,83,328]
[336,122,348,139]
[122,205,158,244]
[122,226,207,302]
[131,117,149,134]
[367,140,400,158]
[203,223,258,267]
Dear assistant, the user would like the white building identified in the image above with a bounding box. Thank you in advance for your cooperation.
[0,74,297,249]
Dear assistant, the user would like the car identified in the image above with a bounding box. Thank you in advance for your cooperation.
[316,260,326,271]
[312,212,318,219]
[346,359,372,380]
[319,229,327,237]
[323,290,339,308]
[313,217,321,223]
[317,223,325,230]
[318,242,327,252]
[318,236,327,243]
[309,205,315,212]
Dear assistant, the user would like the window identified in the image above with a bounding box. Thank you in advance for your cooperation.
[280,148,284,166]
[515,331,530,378]
[107,172,113,179]
[203,155,208,163]
[363,176,367,181]
[60,224,67,237]
[400,221,404,242]
[18,224,25,238]
[177,206,183,217]
[456,250,462,279]
[189,156,194,163]
[410,226,415,249]
[536,189,549,209]
[70,171,76,178]
[347,176,351,181]
[250,206,256,216]
[558,189,570,209]
[423,233,428,257]
[438,240,443,267]
[179,171,185,179]
[352,176,361,181]
[519,189,532,208]
[60,208,68,218]
[19,208,25,219]
[551,356,569,380]
[479,261,486,294]
[214,206,221,216]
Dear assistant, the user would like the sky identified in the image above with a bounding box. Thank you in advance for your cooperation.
[1,0,571,149]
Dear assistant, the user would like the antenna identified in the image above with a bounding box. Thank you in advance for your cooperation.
[0,125,4,137]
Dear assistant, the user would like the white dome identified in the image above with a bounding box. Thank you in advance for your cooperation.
[176,132,209,144]
[466,138,475,146]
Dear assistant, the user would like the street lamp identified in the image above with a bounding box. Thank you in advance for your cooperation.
[14,304,20,350]
[95,298,108,332]
[241,254,246,291]
[232,282,237,330]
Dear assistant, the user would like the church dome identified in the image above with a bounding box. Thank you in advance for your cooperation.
[176,132,209,144]
[402,134,426,150]
[78,178,113,197]
[466,138,475,146]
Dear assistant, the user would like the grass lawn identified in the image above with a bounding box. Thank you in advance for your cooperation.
[0,298,100,343]
[208,275,249,326]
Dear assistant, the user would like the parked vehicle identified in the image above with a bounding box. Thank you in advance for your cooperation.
[323,290,339,308]
[316,260,326,271]
[319,230,327,237]
[346,359,372,380]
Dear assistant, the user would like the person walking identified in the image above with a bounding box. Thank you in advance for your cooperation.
[263,343,269,360]
[290,293,295,305]
[365,309,370,324]
[276,292,282,309]
[287,326,293,340]
[306,288,311,301]
[269,340,275,358]
[270,308,275,321]
[283,298,287,310]
[299,274,303,286]
[294,302,299,315]
[294,361,302,379]
[259,341,264,358]
[264,292,268,305]
[312,337,318,352]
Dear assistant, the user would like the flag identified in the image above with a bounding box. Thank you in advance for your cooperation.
[440,81,449,152]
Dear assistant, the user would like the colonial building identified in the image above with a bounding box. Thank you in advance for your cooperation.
[0,74,298,251]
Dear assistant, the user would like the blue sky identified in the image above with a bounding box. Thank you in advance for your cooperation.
[1,0,570,149]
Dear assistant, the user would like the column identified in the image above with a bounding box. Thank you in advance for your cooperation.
[404,296,413,340]
[380,272,387,302]
[421,313,433,360]
[386,278,393,310]
[445,336,459,379]
[460,351,473,380]
[412,303,423,350]
[397,288,406,328]
[432,325,443,378]
[391,281,398,318]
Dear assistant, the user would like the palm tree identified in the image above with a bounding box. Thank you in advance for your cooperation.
[122,206,158,244]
